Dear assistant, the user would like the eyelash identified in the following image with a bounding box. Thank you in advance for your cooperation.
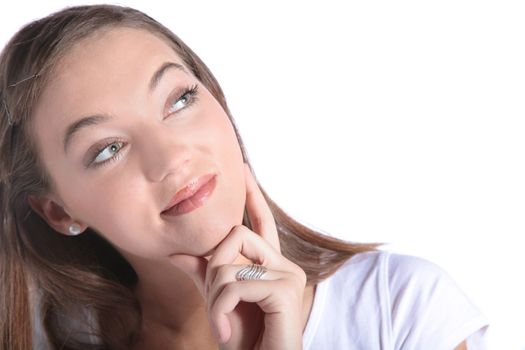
[87,84,200,169]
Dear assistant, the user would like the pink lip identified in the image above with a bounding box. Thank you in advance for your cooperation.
[161,173,216,216]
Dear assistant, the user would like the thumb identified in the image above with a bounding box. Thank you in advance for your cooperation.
[168,254,208,297]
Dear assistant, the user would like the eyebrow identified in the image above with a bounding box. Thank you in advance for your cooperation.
[149,62,187,91]
[63,61,188,154]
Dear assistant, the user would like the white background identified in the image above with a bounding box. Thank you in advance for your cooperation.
[2,1,524,349]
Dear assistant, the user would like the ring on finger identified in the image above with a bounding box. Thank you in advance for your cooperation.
[235,264,268,281]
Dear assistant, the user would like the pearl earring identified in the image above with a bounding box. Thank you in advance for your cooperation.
[68,223,82,236]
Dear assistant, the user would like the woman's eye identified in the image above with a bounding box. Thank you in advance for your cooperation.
[90,141,124,168]
[167,84,199,115]
[168,96,188,114]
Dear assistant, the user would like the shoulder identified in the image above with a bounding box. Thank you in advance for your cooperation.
[333,249,448,281]
[383,252,489,349]
[383,251,456,297]
[328,249,387,283]
[323,250,489,349]
[331,250,470,299]
[323,250,458,308]
[325,250,444,293]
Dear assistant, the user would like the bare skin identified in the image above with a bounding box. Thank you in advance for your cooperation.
[28,27,314,348]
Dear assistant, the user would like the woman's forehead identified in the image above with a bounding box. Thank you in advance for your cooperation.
[53,27,186,82]
[39,27,189,108]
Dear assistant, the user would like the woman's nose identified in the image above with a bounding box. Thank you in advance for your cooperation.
[140,125,192,183]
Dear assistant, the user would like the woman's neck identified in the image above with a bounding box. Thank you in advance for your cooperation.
[129,253,207,330]
[120,250,316,348]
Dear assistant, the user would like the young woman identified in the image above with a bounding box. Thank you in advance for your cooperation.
[0,4,488,349]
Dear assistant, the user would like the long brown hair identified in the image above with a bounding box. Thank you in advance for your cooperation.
[0,5,379,349]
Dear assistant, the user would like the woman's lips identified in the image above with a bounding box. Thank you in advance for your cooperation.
[161,174,217,216]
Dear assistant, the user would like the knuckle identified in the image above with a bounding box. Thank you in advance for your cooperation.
[222,281,239,295]
[297,267,307,285]
[234,224,248,233]
[278,280,303,306]
[286,261,307,286]
[293,272,306,289]
[230,224,247,238]
[209,281,237,314]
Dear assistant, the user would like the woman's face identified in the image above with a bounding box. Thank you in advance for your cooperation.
[30,27,246,260]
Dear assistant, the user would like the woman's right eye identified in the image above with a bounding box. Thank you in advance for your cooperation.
[88,140,125,168]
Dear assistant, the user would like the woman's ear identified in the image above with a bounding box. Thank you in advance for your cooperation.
[27,194,86,236]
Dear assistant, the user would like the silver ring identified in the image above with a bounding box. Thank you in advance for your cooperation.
[235,264,268,281]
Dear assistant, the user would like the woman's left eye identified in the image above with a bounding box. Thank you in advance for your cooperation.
[167,84,199,115]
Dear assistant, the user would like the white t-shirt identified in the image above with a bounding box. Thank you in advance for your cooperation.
[302,250,489,350]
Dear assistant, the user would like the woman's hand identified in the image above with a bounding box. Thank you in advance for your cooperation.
[169,163,307,349]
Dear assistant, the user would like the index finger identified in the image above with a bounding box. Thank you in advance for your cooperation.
[244,163,280,250]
